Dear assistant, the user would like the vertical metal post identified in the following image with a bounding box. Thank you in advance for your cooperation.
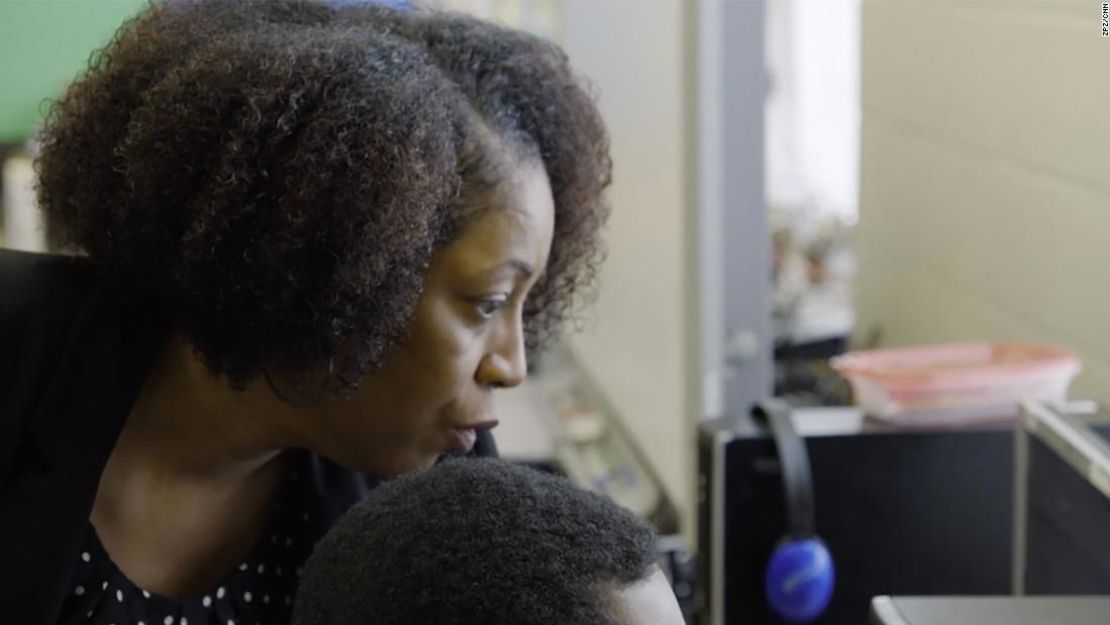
[687,1,769,623]
[719,0,772,413]
[1012,405,1031,595]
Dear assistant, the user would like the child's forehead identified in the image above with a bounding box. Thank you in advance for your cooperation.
[605,566,686,625]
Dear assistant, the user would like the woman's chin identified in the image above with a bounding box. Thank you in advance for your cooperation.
[347,449,442,479]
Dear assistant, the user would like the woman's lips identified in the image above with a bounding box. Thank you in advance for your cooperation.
[447,427,479,454]
[445,420,499,454]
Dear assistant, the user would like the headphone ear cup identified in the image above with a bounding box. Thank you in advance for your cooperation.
[765,536,835,623]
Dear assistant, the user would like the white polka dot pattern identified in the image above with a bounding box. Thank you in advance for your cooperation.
[57,450,339,625]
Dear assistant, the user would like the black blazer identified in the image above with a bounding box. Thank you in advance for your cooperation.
[0,249,496,625]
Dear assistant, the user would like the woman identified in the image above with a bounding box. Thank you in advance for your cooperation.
[0,1,610,623]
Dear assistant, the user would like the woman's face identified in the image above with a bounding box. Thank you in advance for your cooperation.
[298,159,555,476]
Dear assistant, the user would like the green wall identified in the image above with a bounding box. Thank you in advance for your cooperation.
[0,0,148,143]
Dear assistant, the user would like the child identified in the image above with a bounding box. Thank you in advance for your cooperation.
[293,458,685,625]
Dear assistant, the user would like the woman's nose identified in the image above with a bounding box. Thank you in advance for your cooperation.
[476,324,527,389]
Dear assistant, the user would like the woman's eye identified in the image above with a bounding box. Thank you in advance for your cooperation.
[475,298,508,320]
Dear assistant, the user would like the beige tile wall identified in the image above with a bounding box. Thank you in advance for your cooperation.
[858,0,1110,400]
[559,0,694,532]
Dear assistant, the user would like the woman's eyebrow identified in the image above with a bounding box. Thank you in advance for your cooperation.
[487,259,534,280]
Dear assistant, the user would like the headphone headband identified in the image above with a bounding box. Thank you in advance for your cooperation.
[755,399,816,537]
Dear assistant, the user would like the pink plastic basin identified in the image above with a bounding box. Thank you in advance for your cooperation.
[829,342,1080,421]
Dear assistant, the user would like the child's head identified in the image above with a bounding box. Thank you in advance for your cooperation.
[292,458,684,625]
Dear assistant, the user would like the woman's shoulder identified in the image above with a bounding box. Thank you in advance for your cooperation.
[0,250,149,454]
[0,250,98,445]
[0,248,97,288]
[0,250,97,383]
[0,249,161,411]
[0,249,98,320]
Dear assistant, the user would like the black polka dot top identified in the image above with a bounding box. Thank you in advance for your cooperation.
[56,450,378,625]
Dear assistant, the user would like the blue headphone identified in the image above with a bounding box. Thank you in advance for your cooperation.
[328,0,412,9]
[755,400,835,623]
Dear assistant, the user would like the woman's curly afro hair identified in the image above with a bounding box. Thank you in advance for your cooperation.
[292,458,658,625]
[36,0,610,395]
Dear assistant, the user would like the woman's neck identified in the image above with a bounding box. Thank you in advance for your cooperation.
[89,329,299,596]
[117,328,298,481]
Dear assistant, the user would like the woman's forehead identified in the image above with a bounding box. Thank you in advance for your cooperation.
[441,163,554,271]
[435,214,548,282]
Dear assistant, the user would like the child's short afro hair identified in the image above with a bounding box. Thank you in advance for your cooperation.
[35,0,610,396]
[292,459,658,625]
